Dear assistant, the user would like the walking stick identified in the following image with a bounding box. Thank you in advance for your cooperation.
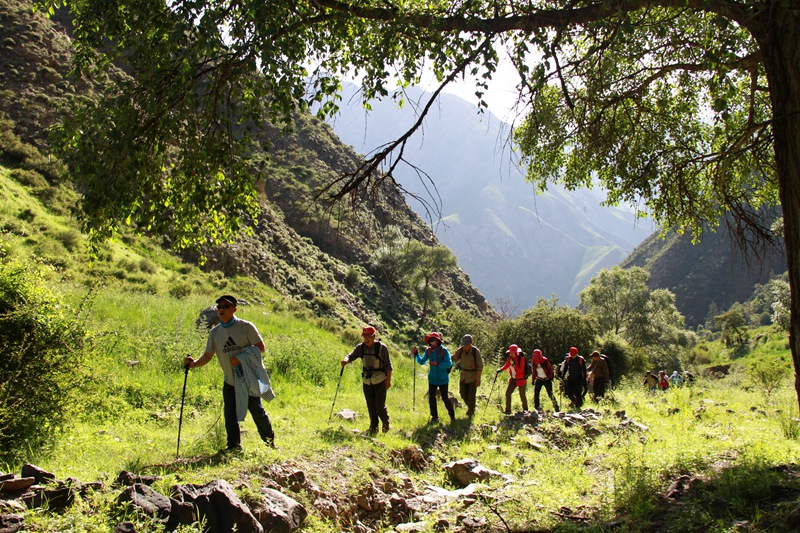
[329,366,345,421]
[176,362,190,458]
[412,347,418,411]
[481,368,501,417]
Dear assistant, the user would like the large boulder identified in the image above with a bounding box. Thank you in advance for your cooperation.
[251,488,307,533]
[173,479,262,533]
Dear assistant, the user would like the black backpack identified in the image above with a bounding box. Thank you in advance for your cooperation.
[523,354,533,379]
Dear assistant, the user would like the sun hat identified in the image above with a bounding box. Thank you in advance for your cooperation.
[461,334,473,346]
[424,332,443,344]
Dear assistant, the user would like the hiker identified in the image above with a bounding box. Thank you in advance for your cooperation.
[658,370,670,391]
[414,332,455,423]
[560,347,588,409]
[531,349,559,412]
[342,325,393,434]
[184,295,276,451]
[669,370,683,388]
[451,334,483,418]
[498,344,529,413]
[587,350,610,401]
[683,370,695,385]
[643,370,659,393]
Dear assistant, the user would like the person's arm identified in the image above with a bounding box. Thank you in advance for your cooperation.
[185,351,214,369]
[383,345,392,388]
[342,345,360,367]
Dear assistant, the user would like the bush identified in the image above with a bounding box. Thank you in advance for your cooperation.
[0,259,85,464]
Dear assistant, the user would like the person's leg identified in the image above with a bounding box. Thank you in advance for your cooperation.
[428,384,439,420]
[544,380,559,410]
[222,383,240,450]
[504,379,515,413]
[533,379,543,409]
[518,383,528,411]
[374,382,389,431]
[462,381,477,417]
[247,395,275,445]
[440,384,455,421]
[363,383,379,431]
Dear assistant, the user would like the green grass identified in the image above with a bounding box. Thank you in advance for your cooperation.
[2,168,800,532]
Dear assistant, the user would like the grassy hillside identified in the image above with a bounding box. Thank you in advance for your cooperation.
[3,158,799,532]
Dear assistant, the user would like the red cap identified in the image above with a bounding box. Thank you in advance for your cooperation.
[569,347,578,356]
[361,326,376,337]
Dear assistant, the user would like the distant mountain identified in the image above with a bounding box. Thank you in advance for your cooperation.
[622,222,787,328]
[328,84,653,309]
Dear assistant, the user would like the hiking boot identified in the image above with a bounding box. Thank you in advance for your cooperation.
[503,410,512,415]
[367,426,378,435]
[264,438,276,449]
[429,417,439,424]
[449,413,456,423]
[382,424,390,433]
[225,445,242,453]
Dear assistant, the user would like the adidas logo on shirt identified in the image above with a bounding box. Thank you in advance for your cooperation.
[222,336,239,354]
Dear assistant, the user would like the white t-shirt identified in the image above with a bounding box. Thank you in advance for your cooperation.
[205,319,263,385]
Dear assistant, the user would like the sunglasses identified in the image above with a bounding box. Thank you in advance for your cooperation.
[217,304,233,310]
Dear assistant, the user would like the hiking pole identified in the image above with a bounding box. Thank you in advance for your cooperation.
[412,347,418,411]
[176,361,190,458]
[481,368,501,417]
[329,366,345,421]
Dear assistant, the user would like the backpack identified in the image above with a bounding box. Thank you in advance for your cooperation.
[600,353,614,383]
[523,354,533,379]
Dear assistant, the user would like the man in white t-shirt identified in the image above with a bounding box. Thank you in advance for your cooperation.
[185,295,275,450]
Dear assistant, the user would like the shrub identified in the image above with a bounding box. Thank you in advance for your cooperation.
[0,259,85,464]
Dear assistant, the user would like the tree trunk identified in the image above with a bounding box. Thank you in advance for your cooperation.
[756,6,800,414]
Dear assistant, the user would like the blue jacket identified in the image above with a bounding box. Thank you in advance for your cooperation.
[415,346,453,386]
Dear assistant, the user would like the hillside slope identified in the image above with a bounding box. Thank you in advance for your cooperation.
[0,0,493,339]
[622,223,787,327]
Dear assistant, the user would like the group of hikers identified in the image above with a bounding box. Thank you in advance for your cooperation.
[184,295,622,448]
[643,369,695,392]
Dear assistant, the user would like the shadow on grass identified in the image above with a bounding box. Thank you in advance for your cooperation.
[523,460,800,532]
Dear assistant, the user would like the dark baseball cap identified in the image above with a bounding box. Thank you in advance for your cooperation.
[215,295,238,307]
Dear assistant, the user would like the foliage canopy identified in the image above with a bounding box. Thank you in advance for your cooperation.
[42,0,800,409]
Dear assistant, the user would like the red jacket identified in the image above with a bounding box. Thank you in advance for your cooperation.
[500,354,527,386]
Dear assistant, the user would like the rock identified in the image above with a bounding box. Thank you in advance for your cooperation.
[113,522,136,533]
[0,514,24,533]
[313,497,338,519]
[0,478,35,493]
[395,522,426,532]
[252,488,307,533]
[462,516,487,530]
[0,499,26,514]
[173,479,263,533]
[20,464,55,485]
[117,483,172,520]
[26,486,77,512]
[335,409,358,421]
[443,459,503,487]
[196,306,220,329]
[115,471,160,487]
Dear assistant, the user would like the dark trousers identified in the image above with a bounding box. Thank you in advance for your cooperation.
[504,380,528,412]
[533,379,559,410]
[223,382,274,449]
[363,381,389,430]
[428,384,455,420]
[459,380,478,417]
[592,379,608,401]
[564,379,584,409]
